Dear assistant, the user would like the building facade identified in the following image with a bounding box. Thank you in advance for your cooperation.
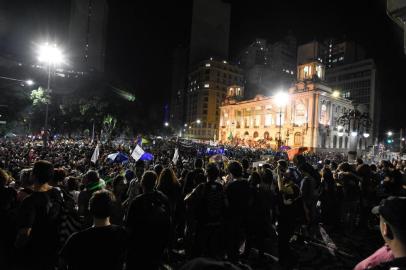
[186,59,243,140]
[218,61,363,152]
[325,59,379,139]
[169,46,189,130]
[236,36,297,98]
[68,0,108,72]
[189,0,231,65]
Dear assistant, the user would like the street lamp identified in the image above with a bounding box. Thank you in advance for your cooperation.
[387,131,393,137]
[336,108,371,162]
[0,76,35,86]
[332,90,340,98]
[164,122,169,127]
[37,42,65,130]
[274,91,289,149]
[196,119,201,124]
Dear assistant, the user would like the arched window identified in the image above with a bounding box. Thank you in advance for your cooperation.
[244,131,249,136]
[264,131,270,139]
[294,132,302,146]
[339,137,343,148]
[345,137,348,149]
[333,135,337,148]
[253,131,259,138]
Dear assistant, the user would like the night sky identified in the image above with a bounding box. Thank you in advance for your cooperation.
[1,0,405,135]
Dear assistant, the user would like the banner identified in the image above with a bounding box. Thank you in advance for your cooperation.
[91,144,100,164]
[131,144,145,161]
[172,148,179,164]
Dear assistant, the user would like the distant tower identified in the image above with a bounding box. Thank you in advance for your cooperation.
[68,0,108,72]
[189,0,231,65]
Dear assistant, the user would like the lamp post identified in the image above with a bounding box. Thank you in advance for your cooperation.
[37,43,65,130]
[336,108,371,162]
[274,92,289,149]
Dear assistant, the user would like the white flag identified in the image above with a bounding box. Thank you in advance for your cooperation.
[172,148,179,164]
[131,144,145,161]
[91,144,100,164]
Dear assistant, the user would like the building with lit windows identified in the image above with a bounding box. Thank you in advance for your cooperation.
[186,59,243,140]
[236,35,297,98]
[68,0,108,72]
[218,61,367,152]
[325,59,379,140]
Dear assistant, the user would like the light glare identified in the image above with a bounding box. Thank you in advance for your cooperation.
[38,43,65,65]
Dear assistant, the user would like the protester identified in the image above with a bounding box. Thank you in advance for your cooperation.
[224,161,253,262]
[60,190,126,270]
[78,170,104,228]
[125,171,171,270]
[356,196,406,269]
[1,135,406,270]
[185,163,226,259]
[15,160,63,270]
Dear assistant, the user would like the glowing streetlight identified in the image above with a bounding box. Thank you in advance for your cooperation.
[184,123,188,127]
[274,92,289,107]
[387,131,393,137]
[196,119,201,124]
[37,42,65,131]
[332,90,340,98]
[164,122,169,127]
[38,43,65,65]
[274,91,289,149]
[363,133,370,138]
[26,80,34,86]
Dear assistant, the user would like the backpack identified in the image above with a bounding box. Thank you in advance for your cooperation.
[197,182,225,224]
[143,191,171,227]
[53,187,82,247]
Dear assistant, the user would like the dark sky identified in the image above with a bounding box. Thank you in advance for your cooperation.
[1,0,405,134]
[105,0,405,135]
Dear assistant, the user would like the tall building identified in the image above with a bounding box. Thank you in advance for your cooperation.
[186,58,243,140]
[236,35,296,98]
[387,0,406,54]
[324,39,366,68]
[189,0,231,65]
[297,40,326,65]
[218,61,359,153]
[169,46,189,129]
[68,0,108,72]
[325,59,379,140]
[298,40,379,142]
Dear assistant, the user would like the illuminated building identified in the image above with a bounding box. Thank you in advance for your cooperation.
[186,59,243,140]
[236,35,297,98]
[218,61,365,152]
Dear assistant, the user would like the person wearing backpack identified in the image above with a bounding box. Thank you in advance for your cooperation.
[15,160,63,270]
[125,170,171,270]
[185,163,226,259]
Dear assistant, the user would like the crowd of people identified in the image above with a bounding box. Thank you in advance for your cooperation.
[1,136,406,270]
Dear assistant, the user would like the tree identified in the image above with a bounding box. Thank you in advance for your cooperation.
[103,114,117,140]
[30,87,50,106]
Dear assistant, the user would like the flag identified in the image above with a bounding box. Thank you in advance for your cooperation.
[136,135,142,146]
[91,144,100,164]
[172,148,179,164]
[131,144,145,161]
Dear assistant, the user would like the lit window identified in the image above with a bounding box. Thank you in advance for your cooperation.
[205,63,211,67]
[204,84,209,88]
